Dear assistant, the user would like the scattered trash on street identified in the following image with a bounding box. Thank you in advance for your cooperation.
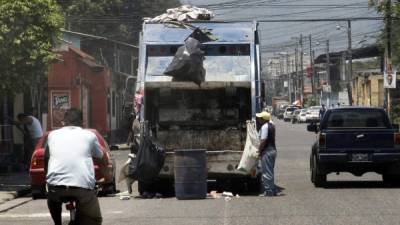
[208,191,240,200]
[208,190,221,199]
[119,195,131,200]
[224,196,232,202]
[222,191,234,197]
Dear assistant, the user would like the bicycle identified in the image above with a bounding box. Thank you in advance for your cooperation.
[61,197,77,225]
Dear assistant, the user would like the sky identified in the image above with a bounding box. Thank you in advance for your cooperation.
[180,0,383,59]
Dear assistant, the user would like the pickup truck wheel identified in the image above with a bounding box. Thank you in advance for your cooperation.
[311,154,326,187]
[246,176,261,193]
[382,174,400,186]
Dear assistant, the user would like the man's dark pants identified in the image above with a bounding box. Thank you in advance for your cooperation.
[24,137,40,166]
[47,185,102,225]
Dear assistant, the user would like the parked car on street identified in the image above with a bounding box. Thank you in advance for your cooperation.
[298,108,308,123]
[307,107,400,187]
[283,107,298,122]
[306,106,322,123]
[277,107,286,120]
[291,109,301,123]
[29,129,116,199]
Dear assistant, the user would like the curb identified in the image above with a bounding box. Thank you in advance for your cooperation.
[0,187,32,213]
[0,198,32,213]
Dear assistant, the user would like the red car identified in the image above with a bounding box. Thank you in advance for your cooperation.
[29,129,116,199]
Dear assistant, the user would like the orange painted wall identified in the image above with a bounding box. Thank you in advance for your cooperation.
[48,48,110,136]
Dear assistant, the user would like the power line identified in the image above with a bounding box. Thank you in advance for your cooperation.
[202,1,367,9]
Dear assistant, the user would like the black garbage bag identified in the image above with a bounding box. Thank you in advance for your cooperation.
[188,28,215,43]
[163,37,205,85]
[134,136,166,182]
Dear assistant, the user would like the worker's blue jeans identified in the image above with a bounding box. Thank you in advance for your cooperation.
[260,148,277,196]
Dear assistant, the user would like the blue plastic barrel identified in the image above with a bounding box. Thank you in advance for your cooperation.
[174,149,207,200]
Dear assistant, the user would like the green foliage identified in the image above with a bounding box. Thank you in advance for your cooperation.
[59,0,181,44]
[390,104,400,124]
[303,95,319,108]
[0,0,64,96]
[369,0,400,65]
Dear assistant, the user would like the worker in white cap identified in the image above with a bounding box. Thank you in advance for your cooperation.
[256,111,278,197]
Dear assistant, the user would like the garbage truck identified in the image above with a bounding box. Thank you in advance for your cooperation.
[135,21,263,191]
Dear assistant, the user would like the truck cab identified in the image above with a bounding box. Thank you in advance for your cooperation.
[136,21,262,185]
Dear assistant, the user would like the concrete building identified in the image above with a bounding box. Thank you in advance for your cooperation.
[48,47,111,136]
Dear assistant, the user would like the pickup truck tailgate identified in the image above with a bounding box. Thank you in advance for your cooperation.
[326,130,395,150]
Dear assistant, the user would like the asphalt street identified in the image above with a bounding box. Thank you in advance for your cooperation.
[1,119,399,225]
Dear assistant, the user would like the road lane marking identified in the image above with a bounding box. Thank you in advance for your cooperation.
[0,210,123,218]
[0,213,69,218]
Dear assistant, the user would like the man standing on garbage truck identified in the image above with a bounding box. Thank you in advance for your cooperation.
[256,111,278,196]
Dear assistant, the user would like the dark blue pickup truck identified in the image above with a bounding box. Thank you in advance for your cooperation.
[307,107,400,187]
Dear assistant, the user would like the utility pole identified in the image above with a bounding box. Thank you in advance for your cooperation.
[286,53,292,103]
[295,47,299,101]
[385,0,393,115]
[279,56,283,95]
[326,39,330,106]
[347,20,353,106]
[309,34,315,96]
[312,49,317,104]
[292,58,297,101]
[300,34,304,105]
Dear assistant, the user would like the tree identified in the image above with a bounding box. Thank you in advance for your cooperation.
[0,0,64,96]
[58,0,181,44]
[57,0,181,77]
[369,0,400,64]
[369,0,400,120]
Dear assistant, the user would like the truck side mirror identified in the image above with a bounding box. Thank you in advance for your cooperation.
[307,123,318,133]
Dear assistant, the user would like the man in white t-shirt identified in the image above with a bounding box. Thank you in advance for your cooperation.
[17,113,43,165]
[45,108,104,225]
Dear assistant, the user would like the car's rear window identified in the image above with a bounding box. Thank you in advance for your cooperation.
[324,109,390,128]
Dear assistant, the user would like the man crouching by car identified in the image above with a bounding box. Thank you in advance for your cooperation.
[45,108,104,225]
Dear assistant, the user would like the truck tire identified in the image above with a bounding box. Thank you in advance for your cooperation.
[156,178,174,197]
[382,174,400,186]
[103,179,117,195]
[216,178,245,194]
[311,154,326,188]
[246,176,261,193]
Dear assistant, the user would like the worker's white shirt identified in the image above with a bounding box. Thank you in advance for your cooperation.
[260,122,269,140]
[27,116,43,139]
[46,126,103,189]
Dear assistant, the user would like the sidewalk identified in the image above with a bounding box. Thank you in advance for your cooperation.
[0,172,31,206]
